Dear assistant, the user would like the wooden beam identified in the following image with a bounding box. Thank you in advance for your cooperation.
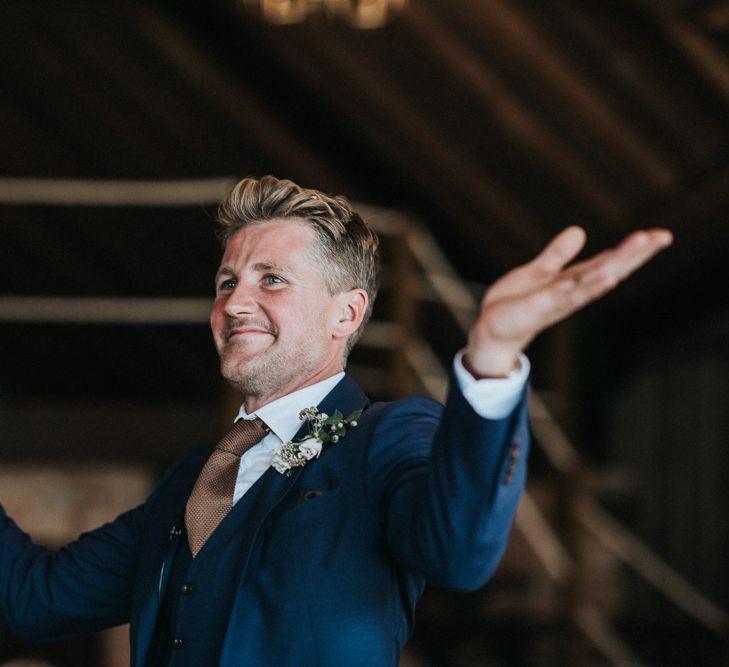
[664,19,729,102]
[126,4,342,189]
[256,17,549,268]
[404,3,627,224]
[453,0,677,191]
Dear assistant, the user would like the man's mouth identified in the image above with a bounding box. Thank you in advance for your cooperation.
[225,321,275,340]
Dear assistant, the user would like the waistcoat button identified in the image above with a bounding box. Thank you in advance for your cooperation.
[181,583,193,594]
[172,637,185,649]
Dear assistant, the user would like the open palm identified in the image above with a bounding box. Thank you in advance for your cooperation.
[464,226,673,378]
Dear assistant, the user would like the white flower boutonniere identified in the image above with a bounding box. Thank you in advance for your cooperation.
[270,407,362,476]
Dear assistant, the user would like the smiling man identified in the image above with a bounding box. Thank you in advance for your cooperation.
[0,175,671,666]
[211,218,368,411]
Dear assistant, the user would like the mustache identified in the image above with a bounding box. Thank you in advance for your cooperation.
[224,317,276,338]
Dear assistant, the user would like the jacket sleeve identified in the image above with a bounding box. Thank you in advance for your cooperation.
[364,378,529,591]
[0,447,203,643]
[0,501,146,643]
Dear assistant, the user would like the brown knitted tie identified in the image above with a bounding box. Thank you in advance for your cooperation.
[185,418,269,557]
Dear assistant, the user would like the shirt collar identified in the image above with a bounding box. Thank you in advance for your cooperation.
[233,372,345,444]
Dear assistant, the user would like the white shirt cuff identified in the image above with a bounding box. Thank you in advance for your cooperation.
[453,350,530,420]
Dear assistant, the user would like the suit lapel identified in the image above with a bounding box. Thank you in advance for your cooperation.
[234,374,370,580]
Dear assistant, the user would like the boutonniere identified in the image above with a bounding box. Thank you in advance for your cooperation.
[270,407,362,476]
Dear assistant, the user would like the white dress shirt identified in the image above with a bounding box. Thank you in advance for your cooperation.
[231,353,530,504]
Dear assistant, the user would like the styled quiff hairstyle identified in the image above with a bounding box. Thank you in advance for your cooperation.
[217,175,380,357]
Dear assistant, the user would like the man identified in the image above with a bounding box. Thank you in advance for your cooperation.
[0,176,671,666]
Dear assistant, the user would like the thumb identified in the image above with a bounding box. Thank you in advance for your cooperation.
[532,226,587,274]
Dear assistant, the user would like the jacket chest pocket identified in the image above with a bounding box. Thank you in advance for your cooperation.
[266,486,341,546]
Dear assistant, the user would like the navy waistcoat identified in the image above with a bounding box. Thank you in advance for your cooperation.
[152,479,270,666]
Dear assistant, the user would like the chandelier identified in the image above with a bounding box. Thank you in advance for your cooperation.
[240,0,407,29]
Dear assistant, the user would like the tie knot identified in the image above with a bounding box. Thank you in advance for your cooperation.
[216,418,269,456]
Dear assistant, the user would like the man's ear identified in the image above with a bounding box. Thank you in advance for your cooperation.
[331,289,368,340]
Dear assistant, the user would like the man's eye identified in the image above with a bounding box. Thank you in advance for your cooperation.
[219,278,237,290]
[264,275,283,285]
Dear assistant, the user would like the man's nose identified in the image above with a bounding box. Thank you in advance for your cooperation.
[223,283,258,316]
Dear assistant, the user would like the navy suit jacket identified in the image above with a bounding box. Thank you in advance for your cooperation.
[0,373,529,666]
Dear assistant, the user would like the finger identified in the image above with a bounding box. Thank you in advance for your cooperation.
[564,228,672,291]
[607,228,672,283]
[532,226,587,274]
[485,226,588,303]
[537,228,673,322]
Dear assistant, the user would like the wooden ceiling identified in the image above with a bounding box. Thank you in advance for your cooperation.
[1,0,729,412]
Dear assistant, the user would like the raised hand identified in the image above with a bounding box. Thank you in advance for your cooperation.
[463,226,673,378]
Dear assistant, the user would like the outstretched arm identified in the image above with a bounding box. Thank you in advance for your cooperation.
[463,226,673,378]
[376,227,672,590]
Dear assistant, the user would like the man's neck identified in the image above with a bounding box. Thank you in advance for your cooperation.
[238,370,345,415]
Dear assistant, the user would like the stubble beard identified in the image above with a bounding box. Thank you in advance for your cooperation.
[218,332,324,403]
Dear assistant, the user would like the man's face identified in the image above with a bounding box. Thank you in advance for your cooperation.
[210,219,347,408]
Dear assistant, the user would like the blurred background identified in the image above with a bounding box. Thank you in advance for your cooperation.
[1,0,729,665]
